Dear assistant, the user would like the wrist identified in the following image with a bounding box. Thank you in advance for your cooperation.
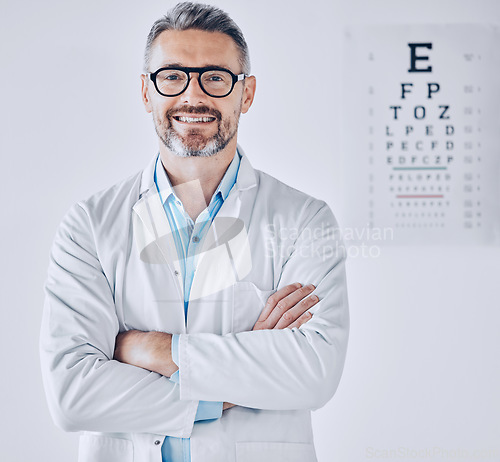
[148,331,178,377]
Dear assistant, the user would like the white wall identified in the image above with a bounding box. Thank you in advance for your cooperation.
[1,1,498,461]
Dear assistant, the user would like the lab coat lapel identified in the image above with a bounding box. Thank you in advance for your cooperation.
[188,149,258,302]
[131,158,184,303]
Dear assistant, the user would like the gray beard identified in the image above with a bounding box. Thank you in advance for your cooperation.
[154,112,239,158]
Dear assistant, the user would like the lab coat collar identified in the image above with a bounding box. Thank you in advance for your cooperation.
[154,147,241,211]
[137,144,257,199]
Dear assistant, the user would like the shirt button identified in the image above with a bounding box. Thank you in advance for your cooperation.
[174,270,180,276]
[192,236,200,243]
[154,440,161,445]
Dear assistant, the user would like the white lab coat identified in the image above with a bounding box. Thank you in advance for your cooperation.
[40,146,349,462]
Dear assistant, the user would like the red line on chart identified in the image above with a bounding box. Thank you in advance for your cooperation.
[396,195,444,199]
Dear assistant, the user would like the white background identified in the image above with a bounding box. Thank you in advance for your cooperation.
[0,1,499,461]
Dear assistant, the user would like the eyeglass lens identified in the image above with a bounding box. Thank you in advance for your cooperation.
[155,69,234,96]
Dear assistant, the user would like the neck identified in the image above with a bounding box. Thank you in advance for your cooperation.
[158,137,238,219]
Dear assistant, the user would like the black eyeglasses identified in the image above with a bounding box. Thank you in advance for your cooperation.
[146,66,247,98]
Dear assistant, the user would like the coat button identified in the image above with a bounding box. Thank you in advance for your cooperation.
[154,440,161,445]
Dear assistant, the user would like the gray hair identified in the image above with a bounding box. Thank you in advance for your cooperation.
[144,2,250,74]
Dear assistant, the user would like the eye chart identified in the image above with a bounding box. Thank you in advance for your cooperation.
[341,25,500,246]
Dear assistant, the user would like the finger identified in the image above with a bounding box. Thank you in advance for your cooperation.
[274,294,319,329]
[274,293,319,329]
[286,311,313,330]
[265,284,316,328]
[255,282,302,323]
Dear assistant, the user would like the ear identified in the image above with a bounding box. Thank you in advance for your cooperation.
[240,75,256,114]
[141,74,153,113]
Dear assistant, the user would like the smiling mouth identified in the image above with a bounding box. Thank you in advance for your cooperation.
[173,116,216,123]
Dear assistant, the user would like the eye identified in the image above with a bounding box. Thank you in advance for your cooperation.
[157,70,186,82]
[202,70,231,84]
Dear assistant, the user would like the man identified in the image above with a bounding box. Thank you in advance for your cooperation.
[39,3,349,462]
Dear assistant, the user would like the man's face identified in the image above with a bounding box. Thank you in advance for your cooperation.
[141,29,255,158]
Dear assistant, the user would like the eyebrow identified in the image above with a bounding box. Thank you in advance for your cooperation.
[156,62,231,70]
[158,62,184,68]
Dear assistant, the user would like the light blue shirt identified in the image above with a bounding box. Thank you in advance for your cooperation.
[153,150,241,462]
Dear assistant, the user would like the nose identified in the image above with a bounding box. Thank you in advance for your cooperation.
[181,73,208,104]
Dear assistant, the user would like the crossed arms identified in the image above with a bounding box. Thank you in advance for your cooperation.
[113,282,319,411]
[39,199,349,437]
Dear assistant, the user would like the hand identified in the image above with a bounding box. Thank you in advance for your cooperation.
[253,282,318,330]
[223,283,319,411]
[113,330,178,377]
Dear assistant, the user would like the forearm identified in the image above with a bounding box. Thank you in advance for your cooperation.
[177,323,347,411]
[114,330,178,377]
[40,296,198,436]
[40,337,197,436]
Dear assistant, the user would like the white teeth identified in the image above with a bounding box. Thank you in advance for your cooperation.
[177,116,214,123]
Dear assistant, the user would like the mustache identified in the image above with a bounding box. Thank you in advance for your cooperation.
[166,105,222,120]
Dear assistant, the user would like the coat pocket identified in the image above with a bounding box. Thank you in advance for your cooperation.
[232,281,275,333]
[236,441,317,462]
[78,434,133,462]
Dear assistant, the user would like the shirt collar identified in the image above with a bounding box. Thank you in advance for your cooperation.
[154,149,241,206]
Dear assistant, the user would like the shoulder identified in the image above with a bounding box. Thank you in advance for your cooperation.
[81,169,143,215]
[59,168,144,238]
[253,168,335,226]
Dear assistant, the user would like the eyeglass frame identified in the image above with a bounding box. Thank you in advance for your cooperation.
[145,66,248,98]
